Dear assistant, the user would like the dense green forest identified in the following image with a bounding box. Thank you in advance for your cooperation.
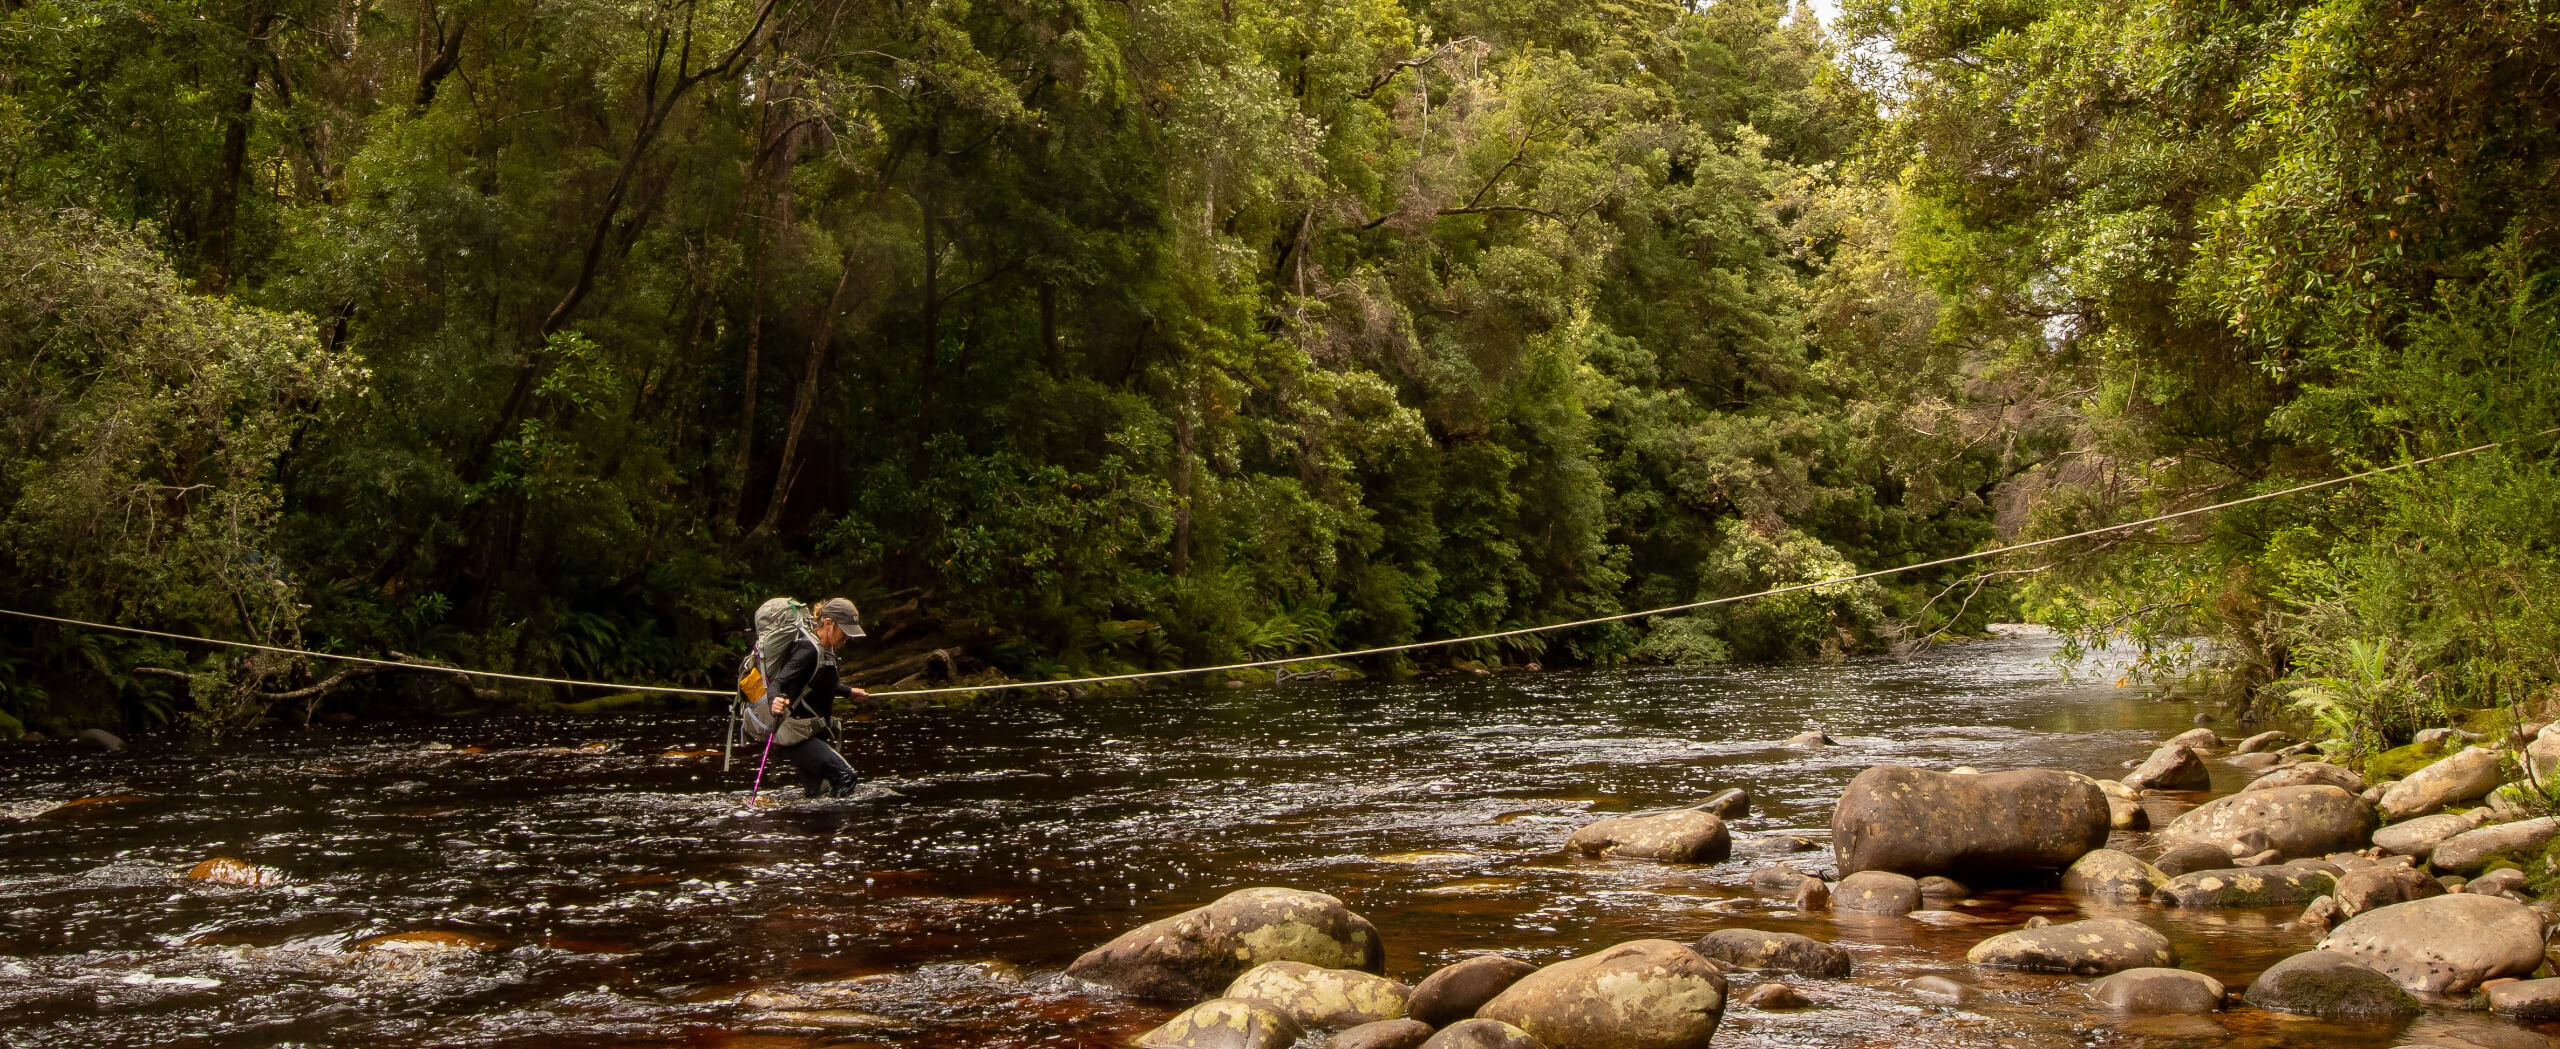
[0,0,2551,743]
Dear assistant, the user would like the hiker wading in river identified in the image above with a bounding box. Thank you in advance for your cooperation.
[740,597,871,797]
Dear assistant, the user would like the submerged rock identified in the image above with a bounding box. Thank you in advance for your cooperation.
[2159,785,2375,861]
[1068,887,1385,1001]
[1224,961,1409,1030]
[1831,766,2109,877]
[1416,1019,1546,1049]
[2086,968,2224,1014]
[1738,982,1811,1009]
[2429,816,2560,876]
[1748,863,1815,895]
[1965,918,2176,975]
[185,857,285,887]
[2157,865,2336,909]
[2319,893,2548,994]
[1139,998,1304,1049]
[1326,1019,1434,1049]
[77,728,124,752]
[1693,929,1853,977]
[2375,747,2503,820]
[2242,950,2418,1021]
[2122,745,2212,791]
[1791,877,1829,912]
[2486,978,2560,1023]
[2063,849,2167,902]
[2242,761,2366,796]
[1901,976,1977,1004]
[1832,871,1921,916]
[1408,955,1538,1027]
[1477,939,1726,1049]
[1782,730,1834,748]
[1566,809,1731,864]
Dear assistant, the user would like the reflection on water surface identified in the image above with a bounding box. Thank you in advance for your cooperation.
[2,638,2552,1048]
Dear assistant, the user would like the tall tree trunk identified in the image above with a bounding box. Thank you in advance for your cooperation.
[200,7,275,293]
[742,250,862,548]
[910,125,941,485]
[1170,412,1194,576]
[1039,283,1062,378]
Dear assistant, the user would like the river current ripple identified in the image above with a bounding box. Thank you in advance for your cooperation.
[3,637,2552,1048]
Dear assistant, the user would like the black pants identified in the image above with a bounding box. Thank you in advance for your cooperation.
[776,737,860,797]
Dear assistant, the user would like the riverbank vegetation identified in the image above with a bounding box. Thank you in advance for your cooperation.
[0,0,2551,740]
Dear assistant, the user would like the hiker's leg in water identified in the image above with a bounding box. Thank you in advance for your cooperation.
[780,739,859,797]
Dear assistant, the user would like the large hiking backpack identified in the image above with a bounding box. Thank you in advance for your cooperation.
[734,598,825,747]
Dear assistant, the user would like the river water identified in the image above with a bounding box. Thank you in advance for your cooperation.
[2,637,2551,1049]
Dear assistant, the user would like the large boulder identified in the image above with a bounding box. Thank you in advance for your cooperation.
[2062,849,2167,902]
[1139,998,1306,1049]
[1831,871,1921,916]
[2329,865,2442,920]
[1692,929,1852,977]
[2375,746,2504,820]
[1224,961,1410,1030]
[2525,723,2560,788]
[2086,968,2224,1014]
[2242,950,2419,1021]
[2123,745,2212,791]
[2429,817,2560,876]
[1477,939,1727,1049]
[1409,955,1539,1027]
[2159,785,2375,860]
[2319,893,2548,994]
[1964,918,2177,975]
[2370,810,2483,857]
[1567,810,1731,864]
[1069,888,1385,1001]
[1830,766,2109,877]
[2165,727,2221,751]
[2242,761,2365,796]
[2157,864,2336,909]
[1417,1020,1548,1049]
[1328,1020,1435,1049]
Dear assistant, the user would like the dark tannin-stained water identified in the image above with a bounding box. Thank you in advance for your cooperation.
[3,637,2552,1048]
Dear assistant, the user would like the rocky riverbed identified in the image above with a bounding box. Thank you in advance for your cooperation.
[4,637,2556,1048]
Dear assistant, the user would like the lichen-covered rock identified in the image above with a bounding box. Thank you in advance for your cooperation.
[2106,795,2150,830]
[2062,849,2167,902]
[1224,961,1410,1030]
[2428,816,2560,876]
[2242,761,2366,796]
[1069,888,1385,1001]
[1326,1019,1435,1049]
[2319,893,2548,994]
[2242,950,2418,1021]
[1694,788,1750,819]
[1416,1019,1547,1049]
[1477,939,1727,1049]
[2159,785,2375,861]
[1964,918,2176,975]
[1408,955,1539,1027]
[1831,871,1921,916]
[1693,929,1852,977]
[2086,968,2224,1014]
[2123,745,2212,791]
[2375,746,2503,821]
[1830,766,2109,877]
[1138,998,1305,1049]
[2157,864,2336,909]
[2369,810,2483,857]
[1567,809,1732,864]
[2329,865,2442,920]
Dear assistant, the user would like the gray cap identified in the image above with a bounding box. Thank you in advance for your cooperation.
[817,597,865,639]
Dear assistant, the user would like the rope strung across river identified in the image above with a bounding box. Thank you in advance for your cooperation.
[5,430,2550,699]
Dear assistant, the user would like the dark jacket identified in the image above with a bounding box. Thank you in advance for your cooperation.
[765,635,849,719]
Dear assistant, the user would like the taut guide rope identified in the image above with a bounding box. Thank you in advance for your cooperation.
[5,429,2550,700]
